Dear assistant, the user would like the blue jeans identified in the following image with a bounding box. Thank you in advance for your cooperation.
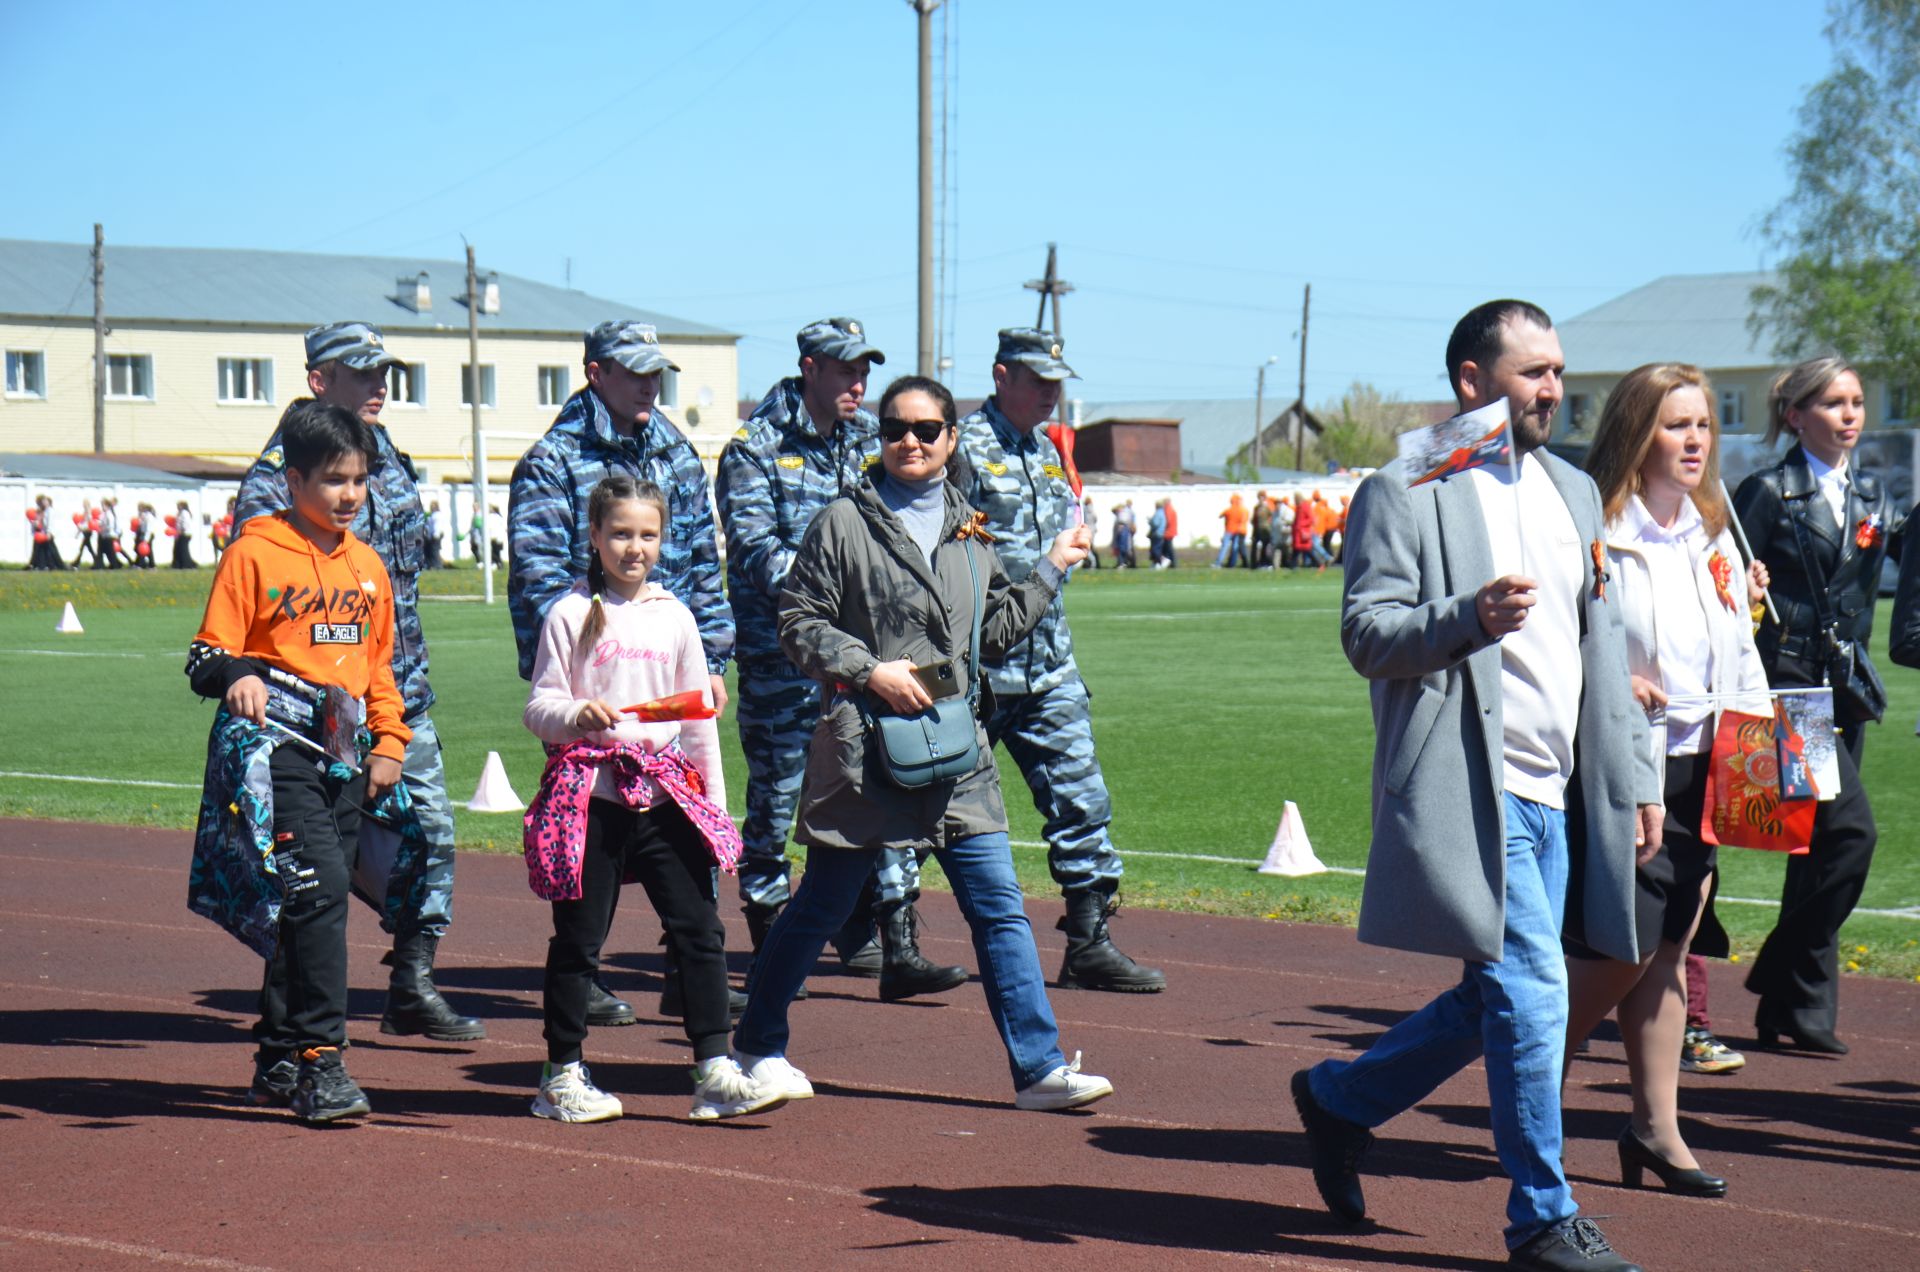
[1307,793,1575,1249]
[1216,532,1246,568]
[734,831,1066,1090]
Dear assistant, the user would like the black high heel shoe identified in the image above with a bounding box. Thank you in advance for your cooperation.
[1754,1003,1848,1055]
[1617,1126,1726,1197]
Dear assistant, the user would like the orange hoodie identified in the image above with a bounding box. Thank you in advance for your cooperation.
[190,512,410,761]
[1221,495,1250,536]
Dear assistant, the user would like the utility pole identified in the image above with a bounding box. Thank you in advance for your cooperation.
[1024,242,1075,423]
[913,0,942,375]
[1293,283,1312,472]
[466,244,493,604]
[1253,356,1278,475]
[92,224,106,454]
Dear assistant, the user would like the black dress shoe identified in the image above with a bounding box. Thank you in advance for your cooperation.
[1617,1126,1726,1197]
[1754,1002,1848,1054]
[1290,1069,1371,1223]
[586,978,636,1027]
[1509,1217,1642,1271]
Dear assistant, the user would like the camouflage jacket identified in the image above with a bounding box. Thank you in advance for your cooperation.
[716,377,880,662]
[952,397,1078,694]
[508,387,733,680]
[234,421,435,718]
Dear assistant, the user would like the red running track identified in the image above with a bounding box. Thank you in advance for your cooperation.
[1,819,1916,1271]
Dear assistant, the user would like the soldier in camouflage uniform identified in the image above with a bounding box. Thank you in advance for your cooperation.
[952,329,1167,993]
[234,321,486,1042]
[716,319,967,1002]
[509,320,738,1027]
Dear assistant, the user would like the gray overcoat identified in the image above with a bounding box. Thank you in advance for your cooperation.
[1340,450,1660,965]
[777,476,1062,852]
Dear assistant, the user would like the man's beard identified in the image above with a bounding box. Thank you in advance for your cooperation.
[1511,407,1554,453]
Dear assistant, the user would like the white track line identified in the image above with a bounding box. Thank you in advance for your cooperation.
[0,770,198,789]
[0,647,151,657]
[0,1226,275,1271]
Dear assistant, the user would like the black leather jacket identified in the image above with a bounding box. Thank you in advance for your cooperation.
[1891,498,1920,670]
[1732,446,1895,723]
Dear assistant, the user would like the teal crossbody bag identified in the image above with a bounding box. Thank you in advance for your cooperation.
[865,540,985,789]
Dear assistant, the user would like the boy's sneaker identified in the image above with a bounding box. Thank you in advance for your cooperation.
[1681,1027,1746,1074]
[688,1056,789,1121]
[736,1052,814,1100]
[289,1047,370,1123]
[531,1061,623,1123]
[248,1055,298,1108]
[1014,1051,1114,1111]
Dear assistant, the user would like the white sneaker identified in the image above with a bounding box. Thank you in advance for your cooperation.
[689,1056,789,1121]
[735,1052,814,1100]
[531,1061,623,1123]
[1014,1051,1113,1111]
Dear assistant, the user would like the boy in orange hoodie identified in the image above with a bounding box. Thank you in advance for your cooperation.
[186,400,408,1123]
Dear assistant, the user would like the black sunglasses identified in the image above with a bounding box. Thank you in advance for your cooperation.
[879,417,948,444]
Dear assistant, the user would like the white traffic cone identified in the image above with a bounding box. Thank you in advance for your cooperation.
[1258,800,1327,877]
[467,750,524,813]
[55,601,84,634]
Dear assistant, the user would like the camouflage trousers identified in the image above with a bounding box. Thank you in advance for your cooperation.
[396,714,457,937]
[985,675,1125,894]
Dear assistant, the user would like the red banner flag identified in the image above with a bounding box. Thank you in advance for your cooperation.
[1701,709,1814,854]
[622,689,718,722]
[1046,422,1083,498]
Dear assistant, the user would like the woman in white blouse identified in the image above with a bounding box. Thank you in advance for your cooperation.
[1566,363,1770,1199]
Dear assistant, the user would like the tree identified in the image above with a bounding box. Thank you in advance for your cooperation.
[1752,1,1920,386]
[1307,381,1427,472]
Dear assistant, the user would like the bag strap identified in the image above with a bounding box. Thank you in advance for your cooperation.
[1783,489,1841,653]
[961,537,985,706]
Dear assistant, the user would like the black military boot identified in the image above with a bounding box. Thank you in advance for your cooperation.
[380,929,487,1040]
[587,977,636,1027]
[658,933,747,1021]
[878,904,969,1002]
[834,873,883,978]
[1057,885,1167,993]
[744,902,804,1000]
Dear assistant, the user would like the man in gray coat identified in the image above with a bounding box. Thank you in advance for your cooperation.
[1290,301,1663,1272]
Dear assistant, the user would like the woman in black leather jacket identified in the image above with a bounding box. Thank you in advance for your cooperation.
[1731,355,1893,1054]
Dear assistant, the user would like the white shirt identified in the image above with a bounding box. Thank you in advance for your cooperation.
[1469,453,1585,808]
[1621,495,1715,754]
[1804,447,1849,529]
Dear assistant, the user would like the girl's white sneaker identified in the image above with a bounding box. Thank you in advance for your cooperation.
[1014,1051,1113,1111]
[531,1061,623,1123]
[689,1056,789,1121]
[735,1052,814,1100]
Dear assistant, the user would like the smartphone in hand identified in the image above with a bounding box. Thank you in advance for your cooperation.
[911,661,961,699]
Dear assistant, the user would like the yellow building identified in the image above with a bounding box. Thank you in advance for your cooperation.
[0,238,740,483]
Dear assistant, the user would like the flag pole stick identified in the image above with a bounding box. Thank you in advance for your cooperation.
[1718,477,1780,627]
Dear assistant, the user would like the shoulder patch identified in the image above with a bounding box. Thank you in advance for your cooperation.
[1042,463,1067,480]
[260,447,284,471]
[984,461,1008,477]
[776,455,806,470]
[864,456,882,470]
[734,427,750,440]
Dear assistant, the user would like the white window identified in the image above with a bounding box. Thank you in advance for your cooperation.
[657,366,679,408]
[387,362,425,407]
[537,365,570,406]
[461,363,496,409]
[1889,385,1911,424]
[1566,394,1591,434]
[107,353,154,400]
[5,350,45,398]
[1719,388,1746,430]
[217,357,273,404]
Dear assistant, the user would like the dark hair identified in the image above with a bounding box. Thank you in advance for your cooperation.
[1444,300,1554,399]
[279,398,377,475]
[877,375,957,426]
[576,473,670,656]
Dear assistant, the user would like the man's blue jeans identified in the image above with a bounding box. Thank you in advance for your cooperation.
[1306,793,1575,1249]
[734,831,1067,1091]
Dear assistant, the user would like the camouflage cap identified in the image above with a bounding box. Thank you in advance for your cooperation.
[305,321,402,371]
[797,316,885,366]
[994,327,1077,381]
[585,320,681,375]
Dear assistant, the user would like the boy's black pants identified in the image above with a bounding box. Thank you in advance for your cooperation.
[253,746,364,1062]
[545,798,730,1066]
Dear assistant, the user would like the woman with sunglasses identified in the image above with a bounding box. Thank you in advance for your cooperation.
[731,374,1114,1112]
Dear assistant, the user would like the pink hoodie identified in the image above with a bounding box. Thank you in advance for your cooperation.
[523,581,726,810]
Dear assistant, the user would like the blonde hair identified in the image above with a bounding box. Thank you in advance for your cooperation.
[1767,354,1857,446]
[1584,362,1729,538]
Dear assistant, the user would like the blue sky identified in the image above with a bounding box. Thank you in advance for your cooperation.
[3,1,1829,408]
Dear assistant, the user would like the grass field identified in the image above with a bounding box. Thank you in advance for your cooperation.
[4,560,1918,981]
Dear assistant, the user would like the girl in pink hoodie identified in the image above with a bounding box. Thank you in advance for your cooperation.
[522,475,776,1126]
